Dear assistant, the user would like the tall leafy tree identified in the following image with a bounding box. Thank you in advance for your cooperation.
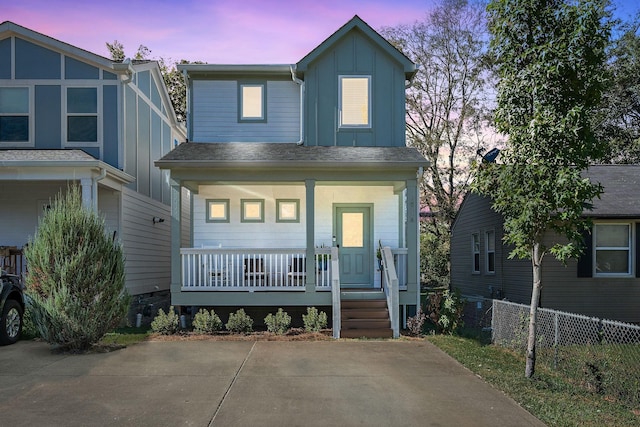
[380,0,494,287]
[474,0,611,377]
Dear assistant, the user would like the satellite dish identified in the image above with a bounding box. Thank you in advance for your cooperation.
[481,148,500,163]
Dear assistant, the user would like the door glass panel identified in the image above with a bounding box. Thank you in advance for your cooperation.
[342,212,363,247]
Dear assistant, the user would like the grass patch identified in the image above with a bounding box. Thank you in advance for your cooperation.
[98,326,151,347]
[427,334,639,426]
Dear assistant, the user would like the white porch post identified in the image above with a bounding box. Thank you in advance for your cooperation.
[305,179,316,291]
[170,179,182,297]
[80,178,94,211]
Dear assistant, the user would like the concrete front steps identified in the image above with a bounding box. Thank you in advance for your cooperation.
[340,289,392,338]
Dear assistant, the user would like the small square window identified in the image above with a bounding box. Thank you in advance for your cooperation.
[276,199,299,223]
[206,199,230,223]
[241,199,264,223]
[238,82,266,122]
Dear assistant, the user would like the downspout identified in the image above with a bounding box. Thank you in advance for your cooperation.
[290,65,305,145]
[92,167,107,212]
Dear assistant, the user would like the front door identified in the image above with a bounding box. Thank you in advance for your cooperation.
[335,205,372,286]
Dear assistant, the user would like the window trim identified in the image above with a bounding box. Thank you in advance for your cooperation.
[472,233,480,274]
[206,199,230,223]
[338,75,371,129]
[241,199,265,223]
[593,222,633,277]
[238,81,267,123]
[485,229,496,274]
[276,199,300,223]
[0,86,33,147]
[63,85,101,147]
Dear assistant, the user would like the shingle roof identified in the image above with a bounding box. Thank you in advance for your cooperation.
[0,149,97,162]
[587,165,640,217]
[156,142,428,168]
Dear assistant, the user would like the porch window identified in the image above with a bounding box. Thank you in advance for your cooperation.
[276,199,299,223]
[206,199,230,223]
[238,82,266,122]
[485,230,495,274]
[339,75,370,128]
[594,223,632,276]
[0,87,29,142]
[67,87,98,142]
[472,233,480,273]
[241,199,264,223]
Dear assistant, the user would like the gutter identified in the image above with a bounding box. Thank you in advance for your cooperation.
[290,65,305,145]
[92,167,107,211]
[112,58,134,84]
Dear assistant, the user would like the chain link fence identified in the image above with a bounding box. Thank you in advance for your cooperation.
[491,299,640,408]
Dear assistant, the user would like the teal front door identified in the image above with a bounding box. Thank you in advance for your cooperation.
[335,205,372,286]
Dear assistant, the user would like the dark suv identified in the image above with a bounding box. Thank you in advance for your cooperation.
[0,271,24,345]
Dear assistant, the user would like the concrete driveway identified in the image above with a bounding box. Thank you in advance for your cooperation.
[0,339,544,426]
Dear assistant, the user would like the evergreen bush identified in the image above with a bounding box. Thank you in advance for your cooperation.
[192,308,223,334]
[264,308,291,335]
[303,306,328,332]
[225,308,253,334]
[24,186,130,351]
[150,306,180,335]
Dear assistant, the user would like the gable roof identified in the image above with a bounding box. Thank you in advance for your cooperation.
[587,165,640,218]
[156,142,427,169]
[296,15,416,79]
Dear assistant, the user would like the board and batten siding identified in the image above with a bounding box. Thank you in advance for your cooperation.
[120,187,171,295]
[190,80,300,143]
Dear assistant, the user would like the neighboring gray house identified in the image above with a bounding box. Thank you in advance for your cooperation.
[156,16,428,337]
[0,21,187,297]
[451,165,640,324]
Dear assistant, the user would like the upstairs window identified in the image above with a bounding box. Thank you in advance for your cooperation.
[594,223,632,276]
[0,87,29,142]
[67,87,97,142]
[472,233,480,273]
[339,75,370,128]
[238,82,266,122]
[485,230,495,274]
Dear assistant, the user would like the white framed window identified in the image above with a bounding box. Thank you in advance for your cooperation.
[66,87,98,144]
[594,223,632,276]
[339,75,371,128]
[485,230,495,274]
[472,233,480,273]
[276,199,299,223]
[241,199,265,223]
[0,87,31,144]
[206,199,230,223]
[238,82,266,122]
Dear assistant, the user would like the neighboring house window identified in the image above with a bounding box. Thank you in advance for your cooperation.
[0,87,29,143]
[238,82,266,122]
[472,233,480,273]
[485,230,495,273]
[339,75,371,128]
[594,223,632,276]
[67,87,98,142]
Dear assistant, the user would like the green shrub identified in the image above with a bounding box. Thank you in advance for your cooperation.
[24,186,130,352]
[426,289,465,334]
[192,308,223,334]
[303,306,328,332]
[151,306,180,335]
[21,300,40,340]
[226,308,253,334]
[264,308,291,335]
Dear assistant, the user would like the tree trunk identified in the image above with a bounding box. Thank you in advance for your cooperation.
[525,242,543,378]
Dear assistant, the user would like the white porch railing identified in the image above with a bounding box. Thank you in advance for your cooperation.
[390,248,408,288]
[381,246,400,338]
[180,248,335,291]
[330,247,341,339]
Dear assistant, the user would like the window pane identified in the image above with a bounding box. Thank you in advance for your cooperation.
[488,253,495,272]
[473,254,480,272]
[472,234,480,252]
[242,85,263,119]
[486,231,495,251]
[242,200,264,222]
[0,88,28,113]
[595,224,629,247]
[279,202,297,220]
[0,116,28,141]
[596,250,629,274]
[209,203,227,220]
[68,116,97,141]
[67,88,97,113]
[341,77,369,126]
[342,212,364,248]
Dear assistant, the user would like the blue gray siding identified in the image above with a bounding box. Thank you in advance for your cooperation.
[65,56,99,79]
[0,38,10,78]
[15,38,60,79]
[103,85,118,166]
[34,85,61,149]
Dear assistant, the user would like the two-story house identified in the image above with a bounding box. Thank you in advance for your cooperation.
[0,22,187,308]
[157,16,428,337]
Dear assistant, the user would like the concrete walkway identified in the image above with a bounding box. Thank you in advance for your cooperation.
[0,340,545,426]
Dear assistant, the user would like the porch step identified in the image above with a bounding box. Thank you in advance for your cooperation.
[340,291,392,339]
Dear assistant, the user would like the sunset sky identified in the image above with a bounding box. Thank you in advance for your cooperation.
[2,0,639,64]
